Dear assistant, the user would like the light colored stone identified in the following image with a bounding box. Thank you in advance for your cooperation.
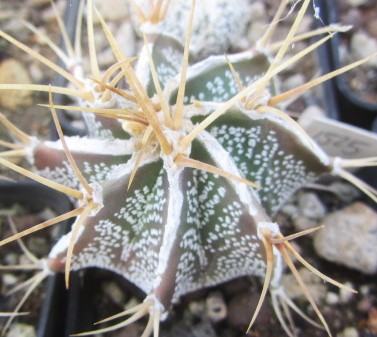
[360,284,370,296]
[340,282,355,303]
[19,254,33,266]
[350,31,377,68]
[281,268,326,303]
[94,24,111,52]
[249,1,266,21]
[115,21,136,59]
[7,323,36,337]
[28,0,50,7]
[0,59,33,110]
[102,281,125,306]
[281,203,298,217]
[298,192,326,220]
[347,0,370,7]
[2,273,18,286]
[293,215,318,231]
[41,0,65,23]
[314,202,377,274]
[93,0,129,22]
[28,63,44,83]
[298,105,326,129]
[3,253,18,266]
[281,73,305,92]
[326,292,340,305]
[337,327,359,337]
[248,19,269,46]
[97,48,117,68]
[205,291,227,323]
[297,15,313,34]
[189,300,205,317]
[2,13,29,39]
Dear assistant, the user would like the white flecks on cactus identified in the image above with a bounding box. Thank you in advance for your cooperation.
[132,0,251,58]
[1,1,375,336]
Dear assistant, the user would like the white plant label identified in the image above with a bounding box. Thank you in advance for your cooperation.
[300,115,377,159]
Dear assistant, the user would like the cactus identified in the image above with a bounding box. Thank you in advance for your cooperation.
[0,0,376,336]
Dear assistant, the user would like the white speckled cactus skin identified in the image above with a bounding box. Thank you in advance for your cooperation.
[130,0,251,58]
[36,0,332,321]
[1,0,375,336]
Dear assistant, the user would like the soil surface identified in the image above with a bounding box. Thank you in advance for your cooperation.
[0,204,58,334]
[0,1,376,337]
[333,0,377,105]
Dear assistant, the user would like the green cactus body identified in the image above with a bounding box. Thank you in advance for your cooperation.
[34,39,332,315]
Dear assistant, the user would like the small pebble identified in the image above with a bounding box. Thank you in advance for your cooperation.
[281,203,298,218]
[0,59,33,111]
[359,284,370,296]
[249,2,266,21]
[205,292,227,323]
[93,0,129,22]
[102,281,126,306]
[189,300,205,317]
[2,12,29,39]
[2,273,18,287]
[297,192,326,220]
[298,105,326,129]
[115,21,136,59]
[19,254,33,266]
[297,15,313,34]
[248,20,269,46]
[28,63,44,85]
[97,48,117,68]
[347,0,371,7]
[281,268,326,303]
[293,215,318,231]
[314,202,377,274]
[40,0,65,22]
[350,30,377,68]
[3,253,19,266]
[6,323,35,337]
[282,73,305,92]
[340,282,355,303]
[70,120,87,132]
[28,0,51,7]
[326,292,340,305]
[38,208,57,222]
[337,327,359,337]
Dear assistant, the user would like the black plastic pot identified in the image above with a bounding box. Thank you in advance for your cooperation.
[320,0,377,131]
[0,180,72,337]
[315,1,377,192]
[309,2,339,122]
[64,268,147,336]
